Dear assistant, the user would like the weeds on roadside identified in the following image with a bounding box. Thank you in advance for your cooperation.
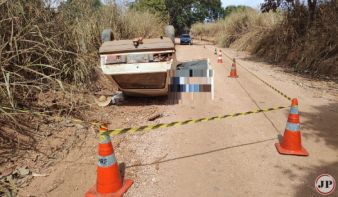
[0,0,167,176]
[0,0,167,193]
[0,0,167,129]
[191,1,338,78]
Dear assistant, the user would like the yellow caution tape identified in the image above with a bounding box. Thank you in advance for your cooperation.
[1,104,291,135]
[220,51,292,101]
[4,97,331,138]
[100,105,291,135]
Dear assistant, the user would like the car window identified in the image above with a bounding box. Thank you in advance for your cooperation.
[181,35,190,38]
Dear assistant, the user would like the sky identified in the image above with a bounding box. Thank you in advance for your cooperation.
[221,0,264,9]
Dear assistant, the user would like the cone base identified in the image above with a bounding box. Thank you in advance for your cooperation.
[217,61,223,63]
[275,143,309,156]
[228,76,239,78]
[86,179,133,197]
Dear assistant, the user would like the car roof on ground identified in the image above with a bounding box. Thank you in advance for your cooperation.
[99,37,175,54]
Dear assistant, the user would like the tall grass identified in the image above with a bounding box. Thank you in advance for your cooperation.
[0,0,166,106]
[191,1,338,77]
[0,0,167,156]
[191,9,283,55]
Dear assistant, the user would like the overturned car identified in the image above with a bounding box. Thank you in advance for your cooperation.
[99,26,212,97]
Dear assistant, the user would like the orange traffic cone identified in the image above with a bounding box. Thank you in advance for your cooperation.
[217,50,223,63]
[275,99,309,156]
[228,58,239,78]
[86,121,133,197]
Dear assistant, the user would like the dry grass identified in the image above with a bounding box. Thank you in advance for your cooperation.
[191,1,338,78]
[0,0,167,177]
[0,0,167,111]
[0,0,167,194]
[191,9,283,57]
[0,0,168,194]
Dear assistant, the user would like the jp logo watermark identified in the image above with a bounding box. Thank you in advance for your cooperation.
[315,174,335,195]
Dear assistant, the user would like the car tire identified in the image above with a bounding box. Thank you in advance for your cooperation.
[166,25,175,44]
[102,29,114,44]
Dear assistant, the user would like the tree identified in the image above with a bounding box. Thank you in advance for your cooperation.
[205,0,224,21]
[170,0,223,33]
[223,5,250,18]
[260,0,281,12]
[164,0,198,25]
[130,0,223,34]
[208,1,224,20]
[130,0,169,21]
[224,5,236,17]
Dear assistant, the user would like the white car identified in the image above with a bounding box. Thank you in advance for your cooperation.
[99,27,211,97]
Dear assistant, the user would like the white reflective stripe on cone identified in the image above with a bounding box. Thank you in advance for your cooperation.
[290,106,298,114]
[286,122,300,131]
[98,153,117,167]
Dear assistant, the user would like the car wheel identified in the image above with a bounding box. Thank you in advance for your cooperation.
[102,29,114,44]
[166,25,175,44]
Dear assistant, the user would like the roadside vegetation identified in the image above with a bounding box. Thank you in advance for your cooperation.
[0,0,166,186]
[0,0,168,194]
[0,0,166,120]
[191,1,338,78]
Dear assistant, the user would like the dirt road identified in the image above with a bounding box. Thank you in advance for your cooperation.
[25,39,338,197]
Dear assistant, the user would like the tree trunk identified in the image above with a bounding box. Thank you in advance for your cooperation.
[307,0,317,31]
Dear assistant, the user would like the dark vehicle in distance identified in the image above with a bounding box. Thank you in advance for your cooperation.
[180,34,193,45]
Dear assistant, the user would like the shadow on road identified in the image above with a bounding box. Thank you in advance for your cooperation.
[300,104,338,150]
[275,103,338,195]
[121,96,177,107]
[273,160,338,197]
[125,137,277,169]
